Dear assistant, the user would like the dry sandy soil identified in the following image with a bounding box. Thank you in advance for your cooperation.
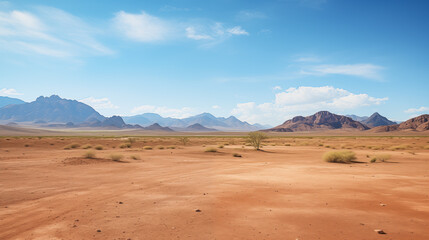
[1,136,429,239]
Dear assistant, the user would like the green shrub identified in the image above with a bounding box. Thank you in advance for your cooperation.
[323,151,356,163]
[247,132,268,150]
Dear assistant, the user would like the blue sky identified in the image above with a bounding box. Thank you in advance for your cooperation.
[1,0,428,125]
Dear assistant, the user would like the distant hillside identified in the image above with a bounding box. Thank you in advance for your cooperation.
[362,112,397,128]
[184,123,217,132]
[0,95,105,123]
[144,123,173,131]
[123,112,263,131]
[0,96,26,108]
[371,114,429,132]
[267,111,369,132]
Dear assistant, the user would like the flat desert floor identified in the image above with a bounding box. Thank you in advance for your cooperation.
[1,136,429,239]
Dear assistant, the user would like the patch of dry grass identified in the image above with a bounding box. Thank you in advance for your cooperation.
[205,147,218,153]
[83,151,96,159]
[323,150,356,163]
[110,154,124,162]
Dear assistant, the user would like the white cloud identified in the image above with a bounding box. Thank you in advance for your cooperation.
[273,86,282,91]
[227,26,249,35]
[131,105,196,119]
[0,88,22,96]
[112,11,170,42]
[232,86,388,125]
[80,97,118,110]
[185,26,212,40]
[301,64,383,80]
[0,7,113,58]
[404,106,429,113]
[212,105,220,109]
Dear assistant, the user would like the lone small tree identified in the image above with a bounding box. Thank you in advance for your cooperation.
[247,132,268,150]
[179,137,190,146]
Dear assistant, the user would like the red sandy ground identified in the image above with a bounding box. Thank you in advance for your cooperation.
[0,137,428,240]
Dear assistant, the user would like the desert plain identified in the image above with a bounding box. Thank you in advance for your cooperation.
[1,134,428,240]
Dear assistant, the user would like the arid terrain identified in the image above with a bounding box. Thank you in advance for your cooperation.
[1,135,429,239]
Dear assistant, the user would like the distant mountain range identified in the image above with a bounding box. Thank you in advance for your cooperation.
[1,95,426,133]
[267,111,369,132]
[347,112,397,127]
[0,95,267,132]
[370,114,429,132]
[0,96,26,108]
[122,112,267,131]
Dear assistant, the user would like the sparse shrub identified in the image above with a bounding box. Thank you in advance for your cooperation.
[82,144,92,149]
[389,145,409,151]
[119,143,132,149]
[179,137,190,146]
[24,144,30,147]
[167,146,176,149]
[318,143,324,147]
[94,145,103,150]
[423,145,429,150]
[323,150,356,163]
[218,145,224,148]
[224,143,230,146]
[371,154,391,162]
[158,146,165,150]
[247,132,268,150]
[110,154,124,162]
[127,137,137,145]
[205,147,217,153]
[130,155,141,160]
[83,151,96,159]
[370,158,377,163]
[285,143,291,146]
[143,146,153,150]
[64,143,80,150]
[233,153,242,157]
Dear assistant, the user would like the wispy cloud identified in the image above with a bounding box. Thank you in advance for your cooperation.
[300,64,383,80]
[227,26,249,35]
[212,105,220,109]
[131,105,196,119]
[185,26,212,40]
[232,86,388,125]
[0,7,113,58]
[273,86,282,91]
[80,97,118,110]
[0,88,22,96]
[404,106,429,113]
[236,10,266,21]
[112,11,171,42]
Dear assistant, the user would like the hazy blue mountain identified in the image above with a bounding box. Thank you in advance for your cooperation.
[122,112,264,131]
[0,95,105,123]
[0,96,26,108]
[184,123,218,132]
[346,114,368,122]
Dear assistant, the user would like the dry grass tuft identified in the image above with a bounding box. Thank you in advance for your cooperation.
[94,145,104,150]
[110,154,124,162]
[323,150,356,163]
[119,143,132,149]
[205,147,218,153]
[83,151,96,159]
[130,155,141,160]
[82,144,92,149]
[143,146,153,150]
[370,154,391,163]
[232,153,242,157]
